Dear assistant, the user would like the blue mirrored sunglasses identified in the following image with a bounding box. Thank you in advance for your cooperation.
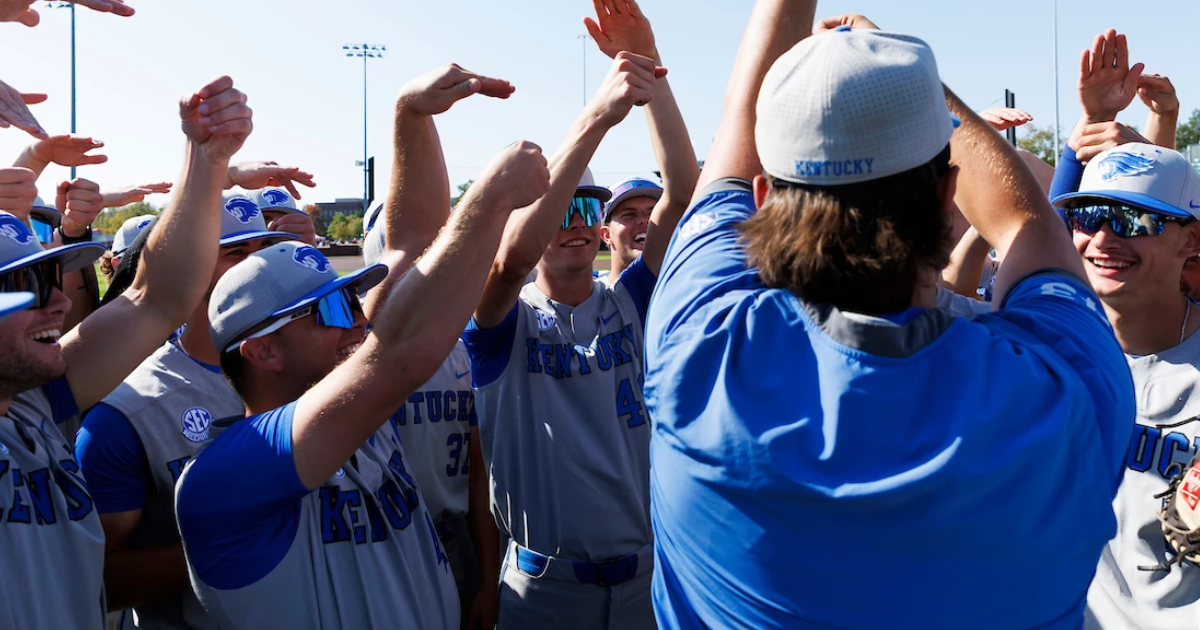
[0,260,63,309]
[561,196,603,230]
[226,285,363,353]
[30,217,55,244]
[1066,203,1192,238]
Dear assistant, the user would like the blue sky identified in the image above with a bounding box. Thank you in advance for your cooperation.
[1,0,1195,205]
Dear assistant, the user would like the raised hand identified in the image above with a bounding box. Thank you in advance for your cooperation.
[27,135,107,168]
[1078,29,1144,123]
[815,14,880,33]
[0,167,37,216]
[225,161,315,199]
[1,0,132,25]
[469,141,550,211]
[1137,74,1179,117]
[55,178,103,238]
[179,77,253,163]
[978,108,1033,132]
[101,182,172,208]
[0,79,47,138]
[266,212,317,246]
[584,0,657,59]
[68,0,134,16]
[1073,121,1149,163]
[397,64,515,117]
[587,52,666,128]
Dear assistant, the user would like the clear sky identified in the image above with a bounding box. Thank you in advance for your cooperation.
[1,0,1196,206]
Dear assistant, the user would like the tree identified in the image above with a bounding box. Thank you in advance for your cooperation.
[1177,108,1200,151]
[1017,124,1065,166]
[451,180,473,207]
[303,204,327,238]
[93,201,159,235]
[326,213,351,242]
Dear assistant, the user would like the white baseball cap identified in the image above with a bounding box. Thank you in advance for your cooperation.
[0,211,104,276]
[111,214,157,255]
[577,167,612,202]
[0,292,34,320]
[1052,143,1200,219]
[756,27,958,186]
[363,200,384,237]
[219,191,293,247]
[253,188,306,216]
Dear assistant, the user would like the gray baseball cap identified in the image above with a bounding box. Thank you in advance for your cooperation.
[0,211,104,275]
[209,241,387,352]
[111,214,157,255]
[0,292,34,320]
[253,187,306,216]
[220,191,293,247]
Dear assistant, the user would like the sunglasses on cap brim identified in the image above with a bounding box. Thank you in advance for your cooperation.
[224,285,364,353]
[561,196,603,230]
[1066,203,1193,238]
[0,260,63,310]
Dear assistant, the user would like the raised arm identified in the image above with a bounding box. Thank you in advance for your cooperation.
[474,52,663,327]
[60,76,251,410]
[690,0,819,199]
[945,88,1086,301]
[365,64,514,319]
[291,142,549,488]
[585,0,698,275]
[12,134,107,178]
[1137,73,1179,149]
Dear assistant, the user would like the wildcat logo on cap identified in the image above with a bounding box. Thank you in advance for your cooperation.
[224,197,260,224]
[293,245,332,274]
[136,218,153,231]
[0,214,36,245]
[261,189,292,206]
[1097,151,1158,182]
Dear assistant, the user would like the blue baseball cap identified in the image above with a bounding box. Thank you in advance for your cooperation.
[604,177,662,221]
[219,191,294,247]
[0,211,105,276]
[1052,143,1200,219]
[0,292,34,320]
[208,241,387,352]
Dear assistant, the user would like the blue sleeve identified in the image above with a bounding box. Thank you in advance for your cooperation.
[43,376,79,425]
[1048,145,1084,227]
[461,305,517,388]
[649,179,764,340]
[175,402,309,590]
[75,404,149,513]
[992,271,1135,488]
[616,256,656,326]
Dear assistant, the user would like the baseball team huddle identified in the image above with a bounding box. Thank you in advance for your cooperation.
[2,0,1200,629]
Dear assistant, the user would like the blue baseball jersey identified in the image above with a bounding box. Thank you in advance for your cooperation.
[175,402,458,629]
[644,179,1135,629]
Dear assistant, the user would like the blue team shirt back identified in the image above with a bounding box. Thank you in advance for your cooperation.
[643,180,1135,629]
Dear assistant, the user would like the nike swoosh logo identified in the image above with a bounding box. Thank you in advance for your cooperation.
[602,312,619,325]
[455,370,469,380]
[1190,201,1200,209]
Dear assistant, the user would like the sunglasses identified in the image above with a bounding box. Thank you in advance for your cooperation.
[1066,204,1193,238]
[0,260,63,309]
[225,285,364,353]
[561,196,603,230]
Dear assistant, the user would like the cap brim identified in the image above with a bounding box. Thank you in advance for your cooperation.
[30,206,62,226]
[1052,190,1195,219]
[218,230,297,247]
[260,207,307,216]
[0,242,106,276]
[576,186,613,203]
[267,263,389,321]
[0,292,34,319]
[604,188,663,219]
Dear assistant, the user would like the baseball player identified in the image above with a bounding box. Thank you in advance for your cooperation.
[361,219,491,628]
[75,192,297,630]
[463,4,696,626]
[0,75,252,630]
[253,186,319,246]
[600,177,661,285]
[173,64,545,630]
[643,8,1134,630]
[1047,144,1200,629]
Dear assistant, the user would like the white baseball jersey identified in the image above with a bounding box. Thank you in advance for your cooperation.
[1086,328,1200,629]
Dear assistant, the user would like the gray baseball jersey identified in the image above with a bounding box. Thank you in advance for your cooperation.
[176,401,459,630]
[1085,329,1200,630]
[80,340,243,630]
[0,380,106,630]
[387,340,475,524]
[461,259,656,561]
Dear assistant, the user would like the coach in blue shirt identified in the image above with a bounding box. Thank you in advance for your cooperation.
[643,6,1135,630]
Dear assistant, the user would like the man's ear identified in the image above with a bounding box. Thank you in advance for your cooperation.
[238,336,285,373]
[937,165,960,218]
[1182,221,1200,258]
[753,175,769,209]
[600,224,613,248]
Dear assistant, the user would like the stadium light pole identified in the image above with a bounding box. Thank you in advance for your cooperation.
[46,2,77,178]
[343,44,385,215]
[577,34,588,106]
[1053,0,1060,167]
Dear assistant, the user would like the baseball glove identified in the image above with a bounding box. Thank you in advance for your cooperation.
[1153,454,1200,570]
